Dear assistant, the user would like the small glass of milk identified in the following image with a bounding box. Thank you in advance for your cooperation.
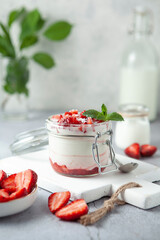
[115,104,150,149]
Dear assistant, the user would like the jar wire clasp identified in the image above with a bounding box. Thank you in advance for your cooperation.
[92,130,118,174]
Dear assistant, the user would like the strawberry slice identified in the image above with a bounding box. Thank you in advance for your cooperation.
[9,188,28,201]
[87,117,93,124]
[0,189,10,202]
[48,191,71,213]
[140,144,157,157]
[69,109,78,115]
[51,114,63,120]
[15,169,38,194]
[1,174,17,193]
[55,199,88,220]
[124,143,140,159]
[0,170,7,187]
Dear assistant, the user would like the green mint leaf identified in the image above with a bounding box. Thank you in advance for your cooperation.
[43,21,72,41]
[101,103,107,116]
[8,8,26,27]
[105,112,124,121]
[32,52,55,69]
[83,110,101,119]
[20,9,45,41]
[4,57,29,96]
[83,110,106,121]
[20,35,38,49]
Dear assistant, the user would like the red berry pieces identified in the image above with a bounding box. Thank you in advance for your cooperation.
[0,170,7,187]
[9,188,28,201]
[124,143,140,159]
[15,169,38,194]
[55,199,88,221]
[48,191,71,213]
[64,112,72,116]
[69,109,78,114]
[87,117,93,124]
[79,110,87,118]
[0,189,10,202]
[1,174,17,193]
[51,114,63,120]
[140,144,157,157]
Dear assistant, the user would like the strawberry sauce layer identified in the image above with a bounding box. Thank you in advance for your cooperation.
[50,158,105,176]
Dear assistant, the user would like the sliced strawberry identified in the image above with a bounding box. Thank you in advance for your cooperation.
[87,117,93,124]
[1,174,17,193]
[9,188,28,201]
[79,110,87,118]
[55,199,88,221]
[69,109,78,115]
[140,144,157,157]
[0,170,7,187]
[0,189,10,202]
[48,191,71,213]
[124,143,140,159]
[51,114,63,120]
[64,112,72,116]
[15,169,38,194]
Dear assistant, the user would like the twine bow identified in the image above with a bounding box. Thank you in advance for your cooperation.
[78,182,141,226]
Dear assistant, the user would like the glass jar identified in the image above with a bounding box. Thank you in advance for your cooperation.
[46,116,117,177]
[115,104,150,149]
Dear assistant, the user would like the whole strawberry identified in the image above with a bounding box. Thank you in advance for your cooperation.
[124,143,140,159]
[140,144,157,157]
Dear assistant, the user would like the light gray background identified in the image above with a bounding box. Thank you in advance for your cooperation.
[0,0,160,112]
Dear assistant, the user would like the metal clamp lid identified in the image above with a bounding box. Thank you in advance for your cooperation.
[92,130,117,174]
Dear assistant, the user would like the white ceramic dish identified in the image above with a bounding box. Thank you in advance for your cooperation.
[0,185,38,217]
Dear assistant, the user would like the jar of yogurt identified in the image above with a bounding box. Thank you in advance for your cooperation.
[46,110,117,177]
[115,104,150,149]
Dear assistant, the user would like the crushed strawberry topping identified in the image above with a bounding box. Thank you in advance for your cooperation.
[51,110,103,127]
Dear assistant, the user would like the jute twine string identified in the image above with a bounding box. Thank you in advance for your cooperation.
[78,182,141,226]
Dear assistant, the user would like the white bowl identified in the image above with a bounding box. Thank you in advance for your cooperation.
[0,185,38,217]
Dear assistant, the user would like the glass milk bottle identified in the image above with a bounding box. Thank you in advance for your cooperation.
[119,7,159,121]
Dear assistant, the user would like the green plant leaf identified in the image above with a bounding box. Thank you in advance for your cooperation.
[20,35,38,49]
[43,21,72,41]
[3,57,29,96]
[0,36,10,56]
[32,52,55,69]
[8,8,26,27]
[20,9,45,41]
[101,104,107,116]
[0,23,15,58]
[105,112,124,121]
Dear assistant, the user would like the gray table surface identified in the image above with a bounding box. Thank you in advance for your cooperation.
[0,111,160,240]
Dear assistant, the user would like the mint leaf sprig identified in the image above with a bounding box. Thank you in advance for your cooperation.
[83,104,124,122]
